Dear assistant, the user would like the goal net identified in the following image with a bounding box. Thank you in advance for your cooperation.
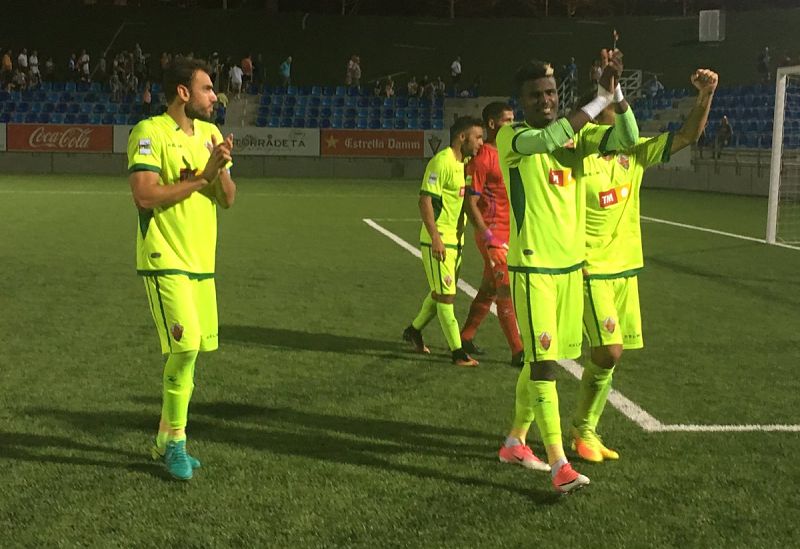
[767,66,800,246]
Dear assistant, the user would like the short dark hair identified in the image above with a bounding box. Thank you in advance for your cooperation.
[514,59,555,92]
[163,57,212,103]
[481,101,513,125]
[450,115,483,142]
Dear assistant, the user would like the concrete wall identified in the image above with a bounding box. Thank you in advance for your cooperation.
[0,152,428,180]
[643,158,770,196]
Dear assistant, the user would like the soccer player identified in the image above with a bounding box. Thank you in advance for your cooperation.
[496,53,639,493]
[459,101,524,366]
[127,57,236,481]
[403,116,485,367]
[571,68,719,462]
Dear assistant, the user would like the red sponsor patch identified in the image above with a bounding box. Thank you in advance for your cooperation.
[548,169,568,186]
[599,188,619,208]
[538,331,552,351]
[603,317,616,333]
[171,323,184,342]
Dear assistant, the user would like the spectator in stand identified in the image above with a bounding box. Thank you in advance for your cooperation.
[450,55,462,93]
[715,115,733,157]
[110,71,122,102]
[78,49,91,82]
[17,48,28,74]
[209,52,220,89]
[589,59,602,85]
[421,76,435,101]
[96,56,107,83]
[407,76,419,97]
[383,76,395,98]
[229,62,243,98]
[126,71,139,95]
[373,79,382,97]
[11,67,26,91]
[29,51,41,89]
[345,54,361,88]
[435,76,446,97]
[67,52,78,81]
[469,75,480,97]
[1,50,13,90]
[279,56,292,87]
[142,82,152,116]
[758,46,770,82]
[645,74,664,99]
[241,53,253,88]
[43,56,55,81]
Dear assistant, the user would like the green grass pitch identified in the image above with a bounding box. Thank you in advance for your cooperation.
[1,174,798,547]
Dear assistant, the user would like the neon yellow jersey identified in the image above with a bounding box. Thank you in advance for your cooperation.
[496,121,610,272]
[419,146,467,247]
[583,133,673,277]
[127,113,230,278]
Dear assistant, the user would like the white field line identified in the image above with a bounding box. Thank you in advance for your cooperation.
[642,215,800,251]
[365,217,800,433]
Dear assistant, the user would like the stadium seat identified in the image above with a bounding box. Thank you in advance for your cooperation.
[394,119,407,129]
[286,86,298,95]
[50,113,64,124]
[320,96,332,107]
[260,94,272,106]
[37,112,51,123]
[113,114,127,125]
[322,86,335,96]
[344,119,356,129]
[65,82,76,92]
[80,103,92,114]
[369,119,381,129]
[432,119,444,130]
[284,96,297,107]
[395,108,406,119]
[30,102,42,113]
[320,118,331,128]
[345,108,357,119]
[267,116,280,128]
[64,113,77,124]
[89,114,102,125]
[311,86,323,96]
[383,97,395,107]
[381,119,393,129]
[102,114,114,125]
[307,118,319,128]
[256,116,267,127]
[356,117,368,129]
[320,107,332,118]
[369,96,382,108]
[296,96,308,106]
[308,107,320,118]
[24,112,37,123]
[0,91,10,102]
[295,106,306,118]
[280,117,293,127]
[293,118,306,127]
[17,102,30,113]
[77,113,89,124]
[396,97,408,108]
[332,118,343,129]
[334,97,345,107]
[308,97,321,107]
[0,113,9,123]
[335,86,346,96]
[406,119,419,130]
[3,102,15,113]
[420,119,432,130]
[382,108,394,118]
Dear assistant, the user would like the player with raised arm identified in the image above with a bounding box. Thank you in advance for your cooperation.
[459,101,524,367]
[496,51,638,493]
[403,116,484,367]
[571,68,719,462]
[127,57,236,480]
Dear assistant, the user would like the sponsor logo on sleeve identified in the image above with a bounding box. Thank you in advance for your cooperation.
[138,138,151,155]
[427,172,438,185]
[538,331,552,351]
[603,317,617,333]
[171,323,184,342]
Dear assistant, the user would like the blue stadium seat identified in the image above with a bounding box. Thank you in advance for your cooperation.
[256,117,267,127]
[283,107,295,118]
[30,102,42,113]
[381,119,393,129]
[347,87,360,97]
[21,90,35,101]
[24,112,37,123]
[369,96,382,108]
[37,112,51,123]
[356,117,368,129]
[307,118,319,128]
[369,119,381,129]
[308,107,320,118]
[383,97,395,107]
[406,108,419,119]
[395,108,406,119]
[80,103,92,114]
[357,97,369,108]
[311,86,323,96]
[105,103,118,114]
[320,107,332,118]
[293,118,306,127]
[308,96,321,107]
[67,103,79,114]
[102,114,114,125]
[50,113,64,124]
[267,116,280,127]
[322,86,335,96]
[406,119,419,130]
[260,94,272,106]
[382,108,394,118]
[89,114,102,125]
[286,86,298,95]
[394,119,407,129]
[344,119,356,129]
[64,113,77,124]
[294,107,306,118]
[345,108,357,119]
[333,107,344,119]
[296,96,308,106]
[284,96,297,107]
[77,113,89,124]
[65,82,76,92]
[320,97,332,107]
[395,97,408,108]
[345,96,357,108]
[0,112,10,123]
[320,118,331,128]
[332,118,343,128]
[335,86,347,96]
[0,90,10,102]
[432,119,443,130]
[90,81,103,92]
[280,117,293,127]
[17,102,30,112]
[407,97,419,108]
[420,119,432,130]
[334,97,345,107]
[113,114,127,125]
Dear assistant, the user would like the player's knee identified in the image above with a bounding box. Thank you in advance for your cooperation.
[530,360,558,381]
[592,345,622,368]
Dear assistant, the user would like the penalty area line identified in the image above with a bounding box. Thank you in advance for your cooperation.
[364,217,800,434]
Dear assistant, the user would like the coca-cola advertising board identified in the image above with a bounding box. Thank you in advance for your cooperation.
[7,124,113,153]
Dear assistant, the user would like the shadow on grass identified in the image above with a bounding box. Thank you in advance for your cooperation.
[23,403,561,504]
[0,431,164,479]
[220,325,403,354]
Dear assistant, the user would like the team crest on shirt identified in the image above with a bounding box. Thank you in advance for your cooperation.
[443,275,453,288]
[138,138,151,155]
[171,323,184,342]
[538,331,552,350]
[603,317,617,333]
[617,154,630,170]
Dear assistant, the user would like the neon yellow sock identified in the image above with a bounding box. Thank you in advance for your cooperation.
[412,294,437,330]
[436,302,461,351]
[511,361,536,432]
[161,350,198,440]
[574,362,615,431]
[531,380,562,447]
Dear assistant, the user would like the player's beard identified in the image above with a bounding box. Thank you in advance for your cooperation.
[185,97,213,123]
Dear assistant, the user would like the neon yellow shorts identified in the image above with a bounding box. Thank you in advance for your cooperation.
[143,274,219,355]
[583,275,643,350]
[420,243,462,296]
[510,269,583,362]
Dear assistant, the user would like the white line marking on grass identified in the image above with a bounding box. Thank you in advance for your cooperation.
[642,216,800,251]
[365,217,800,433]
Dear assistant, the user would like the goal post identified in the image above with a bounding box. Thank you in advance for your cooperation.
[767,65,800,245]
